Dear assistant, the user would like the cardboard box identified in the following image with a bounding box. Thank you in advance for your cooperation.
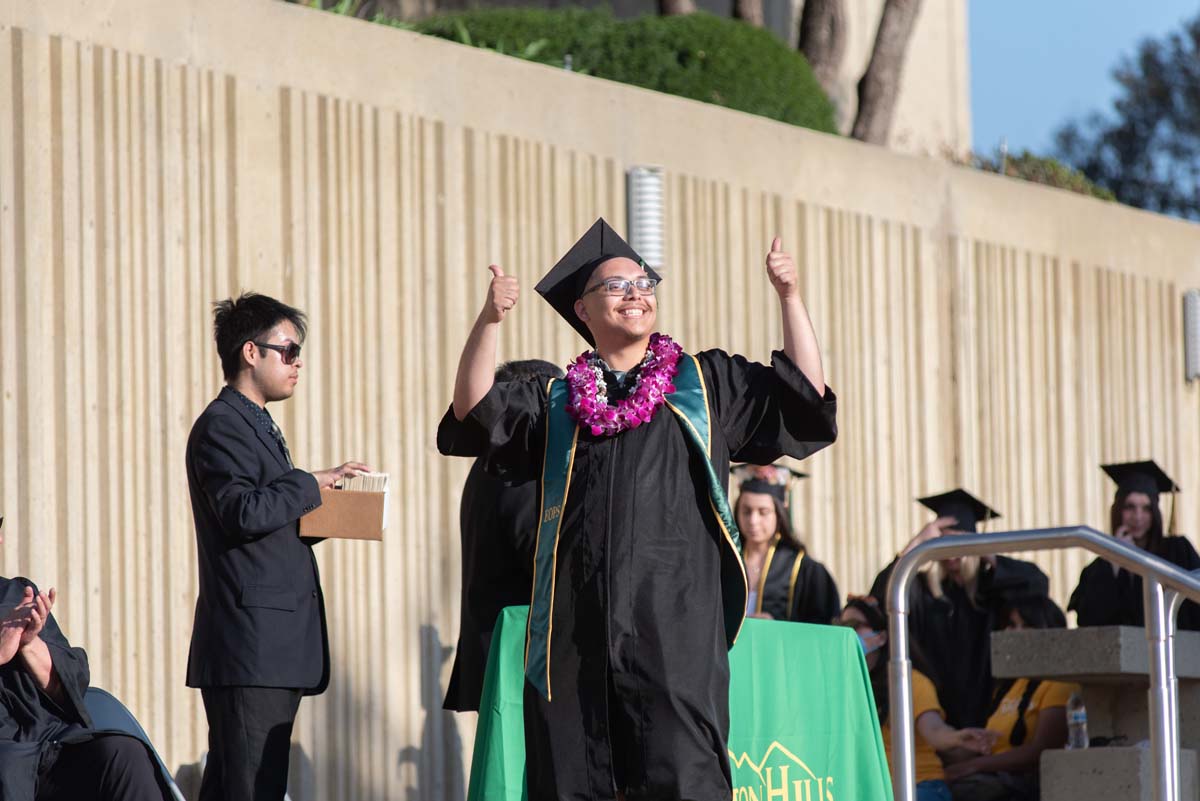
[299,488,385,541]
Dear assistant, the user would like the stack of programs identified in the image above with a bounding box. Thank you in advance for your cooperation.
[339,472,388,493]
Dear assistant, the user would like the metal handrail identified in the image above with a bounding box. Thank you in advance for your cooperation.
[886,526,1200,801]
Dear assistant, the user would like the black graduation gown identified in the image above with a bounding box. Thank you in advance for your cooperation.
[869,556,1049,728]
[749,536,840,625]
[444,458,539,712]
[0,577,169,801]
[1068,535,1200,632]
[0,578,88,798]
[438,348,837,801]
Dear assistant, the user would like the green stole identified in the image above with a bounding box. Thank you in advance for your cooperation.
[525,353,748,700]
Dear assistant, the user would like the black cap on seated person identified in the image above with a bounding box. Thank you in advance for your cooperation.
[534,217,661,346]
[731,463,808,504]
[1101,460,1178,502]
[917,488,999,533]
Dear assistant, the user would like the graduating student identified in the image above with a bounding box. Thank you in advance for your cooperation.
[444,359,564,713]
[437,219,837,800]
[1068,460,1200,631]
[734,464,840,624]
[870,490,1049,729]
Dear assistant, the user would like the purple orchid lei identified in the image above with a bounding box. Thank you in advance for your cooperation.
[565,333,683,437]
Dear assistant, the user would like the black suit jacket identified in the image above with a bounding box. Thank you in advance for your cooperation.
[185,387,328,693]
[443,458,537,712]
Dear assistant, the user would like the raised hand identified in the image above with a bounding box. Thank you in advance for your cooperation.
[484,264,520,324]
[765,237,799,300]
[901,515,959,556]
[1111,525,1136,575]
[0,587,35,665]
[20,587,55,647]
[0,617,25,666]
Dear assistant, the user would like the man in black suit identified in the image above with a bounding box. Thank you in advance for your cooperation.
[443,359,563,713]
[186,293,368,801]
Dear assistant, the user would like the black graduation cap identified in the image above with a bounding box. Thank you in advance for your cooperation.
[1101,460,1179,499]
[534,218,661,346]
[916,489,999,533]
[731,463,808,503]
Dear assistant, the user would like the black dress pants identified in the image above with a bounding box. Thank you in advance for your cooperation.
[199,687,303,801]
[37,735,167,801]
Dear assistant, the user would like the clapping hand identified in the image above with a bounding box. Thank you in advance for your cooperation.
[21,587,54,647]
[0,586,38,665]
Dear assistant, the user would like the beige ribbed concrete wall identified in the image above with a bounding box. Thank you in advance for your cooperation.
[1,1,1199,799]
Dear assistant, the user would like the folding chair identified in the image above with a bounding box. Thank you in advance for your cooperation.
[83,687,187,801]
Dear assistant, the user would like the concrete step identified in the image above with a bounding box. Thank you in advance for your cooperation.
[1041,747,1198,801]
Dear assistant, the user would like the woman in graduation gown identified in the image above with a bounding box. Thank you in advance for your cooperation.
[1068,460,1200,631]
[439,221,838,801]
[869,491,1050,730]
[735,465,840,624]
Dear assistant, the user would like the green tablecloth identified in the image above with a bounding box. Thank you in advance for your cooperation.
[468,606,893,801]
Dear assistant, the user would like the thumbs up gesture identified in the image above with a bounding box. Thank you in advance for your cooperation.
[484,264,520,324]
[765,237,798,300]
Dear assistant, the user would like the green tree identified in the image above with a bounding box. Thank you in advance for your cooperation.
[415,10,838,134]
[1055,13,1200,219]
[971,150,1115,203]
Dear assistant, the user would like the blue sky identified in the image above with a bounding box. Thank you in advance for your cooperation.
[969,0,1197,157]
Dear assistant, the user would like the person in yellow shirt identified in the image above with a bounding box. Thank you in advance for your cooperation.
[837,597,994,801]
[945,596,1075,800]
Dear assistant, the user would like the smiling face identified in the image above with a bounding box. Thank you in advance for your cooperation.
[573,257,657,348]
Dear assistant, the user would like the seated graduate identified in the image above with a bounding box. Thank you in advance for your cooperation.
[945,595,1077,801]
[0,516,169,801]
[870,490,1050,729]
[835,596,993,801]
[734,463,840,624]
[1068,460,1200,631]
[444,359,564,714]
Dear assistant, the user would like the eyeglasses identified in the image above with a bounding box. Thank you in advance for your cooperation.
[253,341,302,365]
[582,277,659,297]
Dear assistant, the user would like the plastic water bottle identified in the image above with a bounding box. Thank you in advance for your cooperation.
[1067,691,1089,749]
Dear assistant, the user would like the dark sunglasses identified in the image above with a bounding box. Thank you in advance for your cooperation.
[252,341,302,365]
